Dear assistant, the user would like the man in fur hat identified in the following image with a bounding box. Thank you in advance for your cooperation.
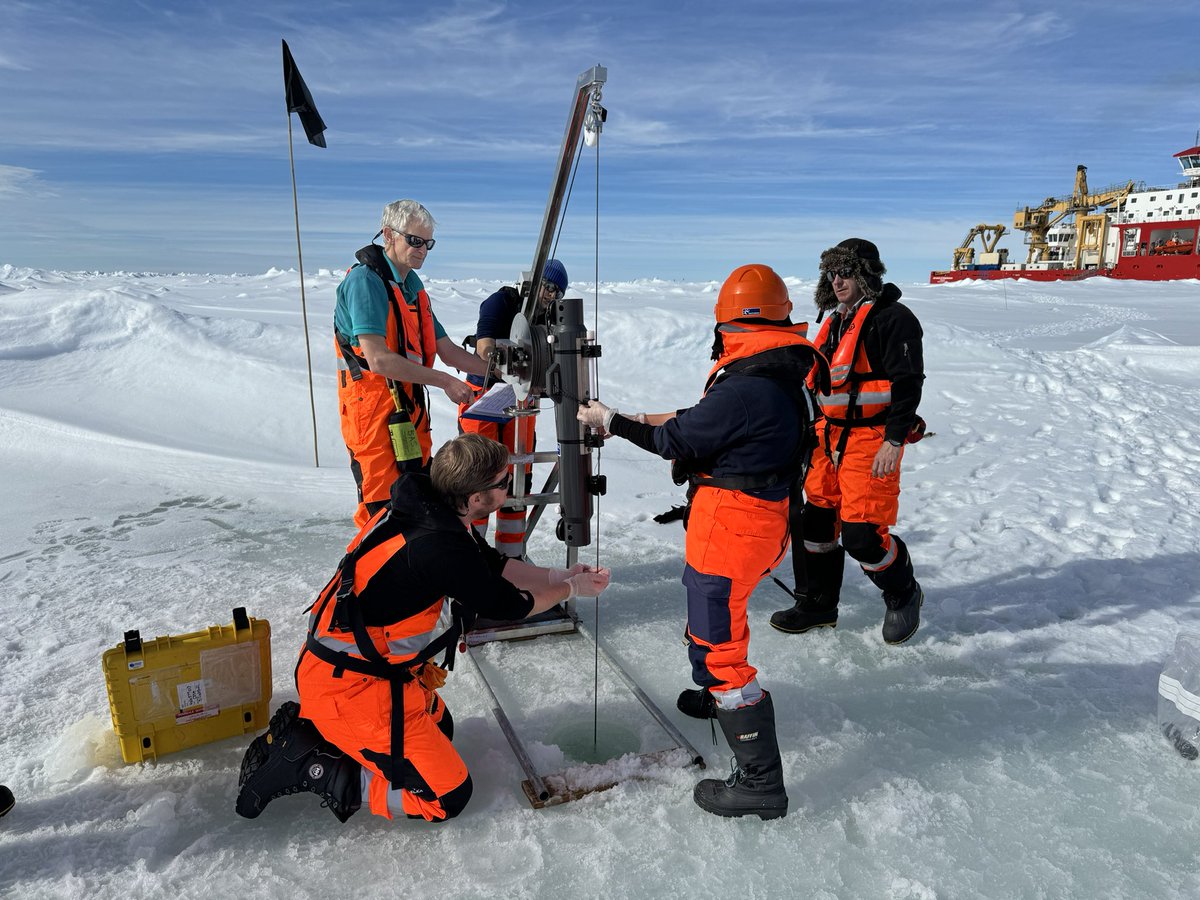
[771,238,926,644]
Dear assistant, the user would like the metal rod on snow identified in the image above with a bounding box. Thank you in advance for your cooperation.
[286,114,321,468]
[463,647,551,802]
[576,619,706,769]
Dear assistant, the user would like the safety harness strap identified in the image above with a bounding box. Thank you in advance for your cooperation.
[301,622,462,682]
[298,506,466,782]
[335,245,427,421]
[818,301,891,465]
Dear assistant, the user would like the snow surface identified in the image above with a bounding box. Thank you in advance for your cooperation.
[2,265,1199,899]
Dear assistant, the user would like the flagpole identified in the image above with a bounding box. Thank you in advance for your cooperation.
[288,112,321,468]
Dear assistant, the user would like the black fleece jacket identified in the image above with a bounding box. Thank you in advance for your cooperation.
[353,474,534,626]
[821,283,924,444]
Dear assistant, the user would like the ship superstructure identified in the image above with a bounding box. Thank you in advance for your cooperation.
[931,143,1200,282]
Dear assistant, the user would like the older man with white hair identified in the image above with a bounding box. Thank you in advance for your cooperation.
[334,199,489,526]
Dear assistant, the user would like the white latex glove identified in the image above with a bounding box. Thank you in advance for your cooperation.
[577,400,616,429]
[546,563,591,584]
[566,567,612,599]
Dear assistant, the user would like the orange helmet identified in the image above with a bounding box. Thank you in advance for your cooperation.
[714,264,792,323]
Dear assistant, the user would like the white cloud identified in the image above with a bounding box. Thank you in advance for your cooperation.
[0,0,1195,284]
[0,50,29,71]
[406,0,510,45]
[0,164,42,196]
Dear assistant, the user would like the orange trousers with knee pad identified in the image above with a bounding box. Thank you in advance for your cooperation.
[804,423,903,570]
[295,651,469,822]
[683,486,790,697]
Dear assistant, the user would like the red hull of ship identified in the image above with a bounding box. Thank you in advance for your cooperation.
[932,247,1200,284]
[931,255,1200,283]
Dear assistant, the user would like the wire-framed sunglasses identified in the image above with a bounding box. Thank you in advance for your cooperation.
[825,267,856,282]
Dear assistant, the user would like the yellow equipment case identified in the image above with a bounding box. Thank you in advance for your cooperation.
[102,607,272,764]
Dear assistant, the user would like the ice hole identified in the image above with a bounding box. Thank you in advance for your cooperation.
[548,718,641,764]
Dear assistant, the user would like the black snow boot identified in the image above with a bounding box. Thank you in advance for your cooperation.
[236,701,362,823]
[693,692,788,820]
[863,536,922,645]
[0,785,13,818]
[882,583,924,645]
[770,547,845,634]
[677,688,717,720]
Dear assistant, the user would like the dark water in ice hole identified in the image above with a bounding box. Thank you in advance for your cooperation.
[548,718,642,764]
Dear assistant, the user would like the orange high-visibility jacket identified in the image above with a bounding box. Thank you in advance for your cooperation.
[811,300,891,426]
[336,254,440,461]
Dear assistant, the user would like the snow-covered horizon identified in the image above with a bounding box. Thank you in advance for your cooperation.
[2,266,1199,899]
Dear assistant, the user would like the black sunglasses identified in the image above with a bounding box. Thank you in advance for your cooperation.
[397,231,436,250]
[541,282,564,299]
[374,229,437,250]
[825,267,856,282]
[478,472,512,493]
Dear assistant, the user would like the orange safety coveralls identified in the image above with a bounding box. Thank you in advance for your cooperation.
[804,299,902,568]
[295,474,535,821]
[337,261,439,529]
[674,324,820,703]
[456,284,537,554]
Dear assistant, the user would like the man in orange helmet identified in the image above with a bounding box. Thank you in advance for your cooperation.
[770,238,926,645]
[335,199,490,528]
[578,264,823,820]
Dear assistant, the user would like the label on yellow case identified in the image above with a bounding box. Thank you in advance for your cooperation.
[175,679,218,724]
[177,679,207,711]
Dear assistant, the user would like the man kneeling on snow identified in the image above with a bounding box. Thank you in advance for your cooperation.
[235,433,610,823]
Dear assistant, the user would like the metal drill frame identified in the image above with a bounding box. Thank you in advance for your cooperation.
[461,65,704,806]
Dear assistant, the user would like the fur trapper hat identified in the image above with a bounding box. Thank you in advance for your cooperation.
[814,238,887,312]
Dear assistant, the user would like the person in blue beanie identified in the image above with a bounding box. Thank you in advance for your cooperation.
[457,260,569,557]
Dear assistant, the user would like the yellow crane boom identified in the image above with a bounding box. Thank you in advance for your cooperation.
[952,224,1008,270]
[1012,165,1135,265]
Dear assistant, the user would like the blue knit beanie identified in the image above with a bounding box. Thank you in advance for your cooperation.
[543,259,568,294]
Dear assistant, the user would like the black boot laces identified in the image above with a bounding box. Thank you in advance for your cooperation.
[265,775,344,814]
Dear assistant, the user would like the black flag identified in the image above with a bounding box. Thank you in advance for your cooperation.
[282,39,327,148]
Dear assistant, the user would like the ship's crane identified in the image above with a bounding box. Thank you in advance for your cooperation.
[1012,165,1134,266]
[952,223,1008,269]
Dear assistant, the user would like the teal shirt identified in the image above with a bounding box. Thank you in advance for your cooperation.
[334,255,447,342]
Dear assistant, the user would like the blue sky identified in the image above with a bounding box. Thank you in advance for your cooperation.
[2,0,1198,282]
